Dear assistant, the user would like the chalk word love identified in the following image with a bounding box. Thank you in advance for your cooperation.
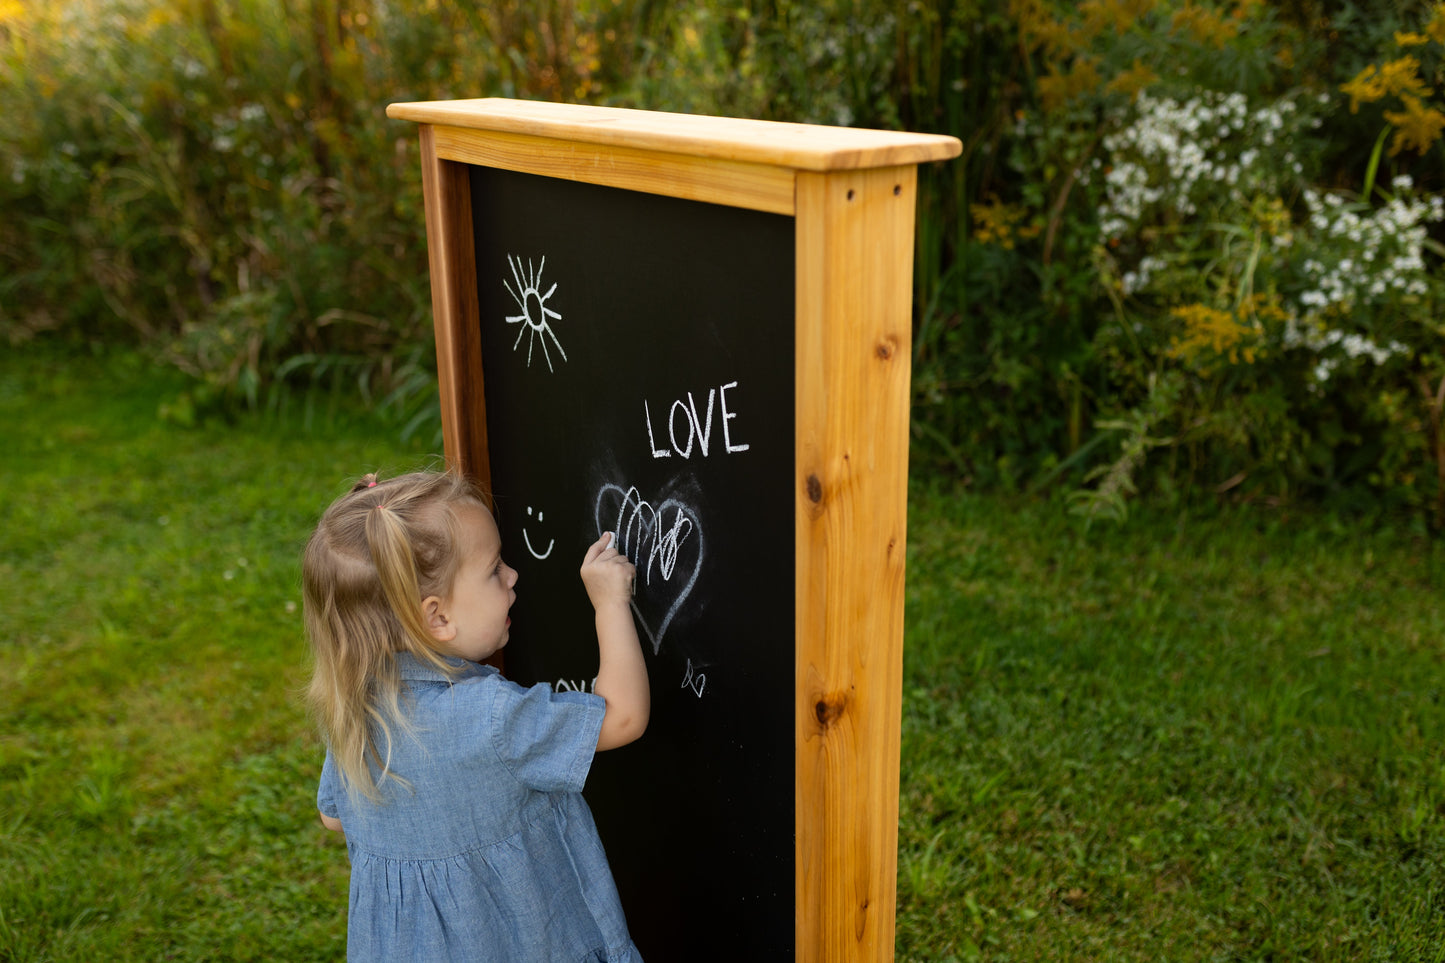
[644,381,749,460]
[595,483,704,654]
[681,659,707,699]
[554,677,596,694]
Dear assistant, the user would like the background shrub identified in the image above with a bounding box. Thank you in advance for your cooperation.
[2,0,1443,521]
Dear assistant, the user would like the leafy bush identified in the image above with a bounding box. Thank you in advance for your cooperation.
[1074,15,1445,522]
[926,0,1445,525]
[0,0,649,405]
[4,0,1445,521]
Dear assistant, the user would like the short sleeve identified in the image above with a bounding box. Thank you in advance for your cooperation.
[490,682,606,793]
[317,748,341,819]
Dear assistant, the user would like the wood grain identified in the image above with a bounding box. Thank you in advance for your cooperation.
[794,166,915,963]
[417,125,491,498]
[390,98,961,172]
[433,125,795,215]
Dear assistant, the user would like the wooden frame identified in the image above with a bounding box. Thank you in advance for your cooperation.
[389,98,960,962]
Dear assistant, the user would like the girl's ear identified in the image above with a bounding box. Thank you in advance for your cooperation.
[421,596,456,643]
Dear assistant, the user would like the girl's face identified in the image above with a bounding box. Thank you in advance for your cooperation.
[426,505,518,663]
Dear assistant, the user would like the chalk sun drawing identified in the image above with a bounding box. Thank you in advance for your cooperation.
[522,505,554,560]
[595,483,703,654]
[503,255,568,372]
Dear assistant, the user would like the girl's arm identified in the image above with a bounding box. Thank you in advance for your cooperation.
[580,532,650,750]
[319,811,343,832]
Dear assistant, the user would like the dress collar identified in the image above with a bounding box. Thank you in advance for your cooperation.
[394,650,494,683]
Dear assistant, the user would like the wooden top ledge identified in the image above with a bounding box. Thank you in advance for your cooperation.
[387,98,962,172]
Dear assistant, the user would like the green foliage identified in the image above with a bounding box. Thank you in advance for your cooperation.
[0,0,652,406]
[5,0,1445,518]
[922,0,1445,525]
[1075,75,1445,521]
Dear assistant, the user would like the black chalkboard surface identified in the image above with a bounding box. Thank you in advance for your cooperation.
[469,165,797,960]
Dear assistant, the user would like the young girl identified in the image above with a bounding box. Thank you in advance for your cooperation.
[305,470,648,962]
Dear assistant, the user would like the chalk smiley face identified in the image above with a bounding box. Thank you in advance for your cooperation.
[522,506,554,560]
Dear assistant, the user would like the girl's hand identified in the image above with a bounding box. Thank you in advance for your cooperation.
[580,532,635,611]
[584,532,648,750]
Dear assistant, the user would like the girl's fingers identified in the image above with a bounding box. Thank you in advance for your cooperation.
[583,531,618,564]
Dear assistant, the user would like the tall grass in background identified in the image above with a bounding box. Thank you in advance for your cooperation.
[0,0,654,413]
[3,0,1445,520]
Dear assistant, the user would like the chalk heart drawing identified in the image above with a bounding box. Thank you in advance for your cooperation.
[682,658,706,698]
[594,484,703,655]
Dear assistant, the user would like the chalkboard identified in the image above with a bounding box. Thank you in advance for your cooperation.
[392,97,960,961]
[468,165,797,959]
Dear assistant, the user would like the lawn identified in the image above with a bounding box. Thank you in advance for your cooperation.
[2,346,1443,960]
[899,485,1445,960]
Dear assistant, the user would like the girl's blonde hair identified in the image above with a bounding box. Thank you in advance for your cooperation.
[303,470,489,801]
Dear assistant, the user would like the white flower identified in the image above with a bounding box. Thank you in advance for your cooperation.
[174,56,206,79]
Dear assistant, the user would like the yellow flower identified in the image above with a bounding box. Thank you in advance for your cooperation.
[143,5,178,31]
[1171,4,1240,48]
[1012,0,1098,57]
[1038,57,1102,111]
[970,199,1038,249]
[1242,292,1291,326]
[1106,59,1159,100]
[1167,303,1267,368]
[1341,56,1434,112]
[1429,4,1445,44]
[1011,0,1064,53]
[1384,95,1445,154]
[1341,65,1387,112]
[1395,31,1431,46]
[1080,0,1138,36]
[1379,55,1434,98]
[1251,197,1294,243]
[1232,0,1263,21]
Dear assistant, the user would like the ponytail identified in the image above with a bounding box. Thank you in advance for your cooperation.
[304,470,488,801]
[365,502,441,655]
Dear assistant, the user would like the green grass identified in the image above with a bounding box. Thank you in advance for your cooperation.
[0,347,436,961]
[899,485,1445,960]
[3,346,1444,960]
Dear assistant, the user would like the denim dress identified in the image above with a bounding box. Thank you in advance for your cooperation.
[317,653,643,962]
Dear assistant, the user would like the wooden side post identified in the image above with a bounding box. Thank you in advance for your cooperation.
[417,125,491,495]
[794,165,917,962]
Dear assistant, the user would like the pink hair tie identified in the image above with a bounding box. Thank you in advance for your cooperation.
[367,480,377,488]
